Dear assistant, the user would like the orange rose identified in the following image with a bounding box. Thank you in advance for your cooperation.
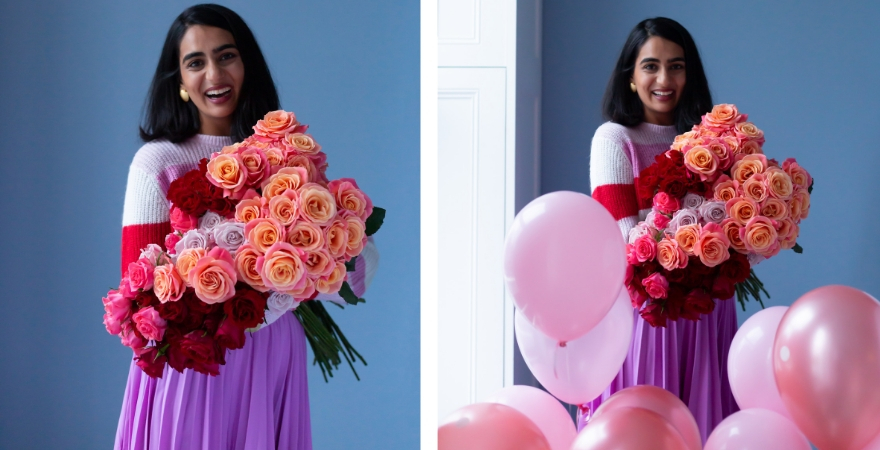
[284,154,319,184]
[175,248,206,287]
[674,224,702,256]
[742,173,769,203]
[734,122,765,142]
[258,242,307,294]
[671,131,699,151]
[287,222,325,252]
[656,237,688,271]
[788,195,803,222]
[726,197,759,225]
[703,104,741,130]
[325,218,349,259]
[706,140,733,171]
[153,263,185,303]
[694,222,731,267]
[268,189,300,226]
[299,183,337,225]
[741,216,780,258]
[265,147,285,167]
[244,218,286,253]
[683,146,719,181]
[713,176,741,203]
[784,159,812,191]
[286,277,316,300]
[792,190,810,220]
[344,214,367,259]
[721,219,748,253]
[316,262,347,294]
[740,140,763,155]
[303,249,335,277]
[254,110,298,138]
[234,196,264,224]
[760,198,789,221]
[779,220,799,250]
[234,244,268,292]
[764,167,793,200]
[261,167,309,199]
[188,247,237,304]
[731,154,768,184]
[284,133,322,155]
[206,153,247,193]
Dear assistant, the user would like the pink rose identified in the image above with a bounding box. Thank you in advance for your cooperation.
[120,322,147,350]
[118,277,137,300]
[103,290,131,324]
[702,104,744,131]
[653,213,671,229]
[170,206,198,233]
[328,178,374,221]
[139,244,167,266]
[153,264,185,303]
[206,152,248,196]
[633,235,657,263]
[188,247,238,304]
[783,158,812,191]
[131,307,167,342]
[652,192,680,215]
[694,222,731,267]
[642,273,669,299]
[103,313,123,336]
[253,110,298,138]
[165,233,182,255]
[656,238,688,271]
[127,258,155,291]
[257,242,308,294]
[238,146,271,186]
[740,216,781,258]
[316,262,347,295]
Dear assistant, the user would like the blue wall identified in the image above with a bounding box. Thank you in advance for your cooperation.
[541,1,880,324]
[0,1,419,448]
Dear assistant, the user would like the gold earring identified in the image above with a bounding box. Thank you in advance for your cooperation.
[630,82,637,93]
[180,88,190,102]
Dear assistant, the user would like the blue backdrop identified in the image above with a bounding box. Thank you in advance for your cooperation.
[0,1,419,448]
[541,0,880,324]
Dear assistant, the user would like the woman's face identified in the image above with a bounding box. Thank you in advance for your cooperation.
[178,25,245,136]
[631,36,686,126]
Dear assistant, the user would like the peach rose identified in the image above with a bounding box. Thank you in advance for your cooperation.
[734,122,765,144]
[764,167,793,200]
[722,136,740,155]
[702,104,742,130]
[721,219,748,253]
[726,197,759,225]
[694,222,731,267]
[206,153,247,194]
[731,154,768,184]
[245,217,286,253]
[254,110,298,138]
[265,147,285,167]
[760,198,789,221]
[233,243,268,292]
[284,154,319,184]
[792,190,810,220]
[234,196,265,224]
[788,195,803,222]
[740,216,780,258]
[261,167,309,200]
[783,158,812,191]
[257,242,307,293]
[671,130,699,151]
[706,139,733,171]
[344,214,367,259]
[287,221,325,252]
[325,218,349,259]
[656,237,688,271]
[284,133,322,155]
[775,218,796,239]
[286,277,316,300]
[329,178,374,221]
[674,223,702,256]
[683,146,720,181]
[316,262,347,294]
[268,189,301,226]
[713,175,741,203]
[779,220,800,250]
[220,143,241,154]
[175,248,206,287]
[742,173,769,203]
[188,247,237,304]
[739,140,763,155]
[153,263,185,303]
[299,183,337,225]
[239,146,270,186]
[303,249,335,278]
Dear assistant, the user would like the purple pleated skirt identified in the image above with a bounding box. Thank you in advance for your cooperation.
[114,313,312,450]
[577,296,740,444]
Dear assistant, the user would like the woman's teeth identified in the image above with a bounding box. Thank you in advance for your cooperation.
[206,87,231,98]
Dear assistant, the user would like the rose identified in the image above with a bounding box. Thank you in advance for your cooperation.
[640,303,667,328]
[127,258,155,291]
[134,290,160,308]
[153,264,185,303]
[238,146,271,186]
[683,146,720,181]
[681,192,705,210]
[175,248,206,286]
[244,218,286,253]
[257,242,307,293]
[268,189,300,226]
[174,229,211,255]
[723,135,740,155]
[698,201,727,224]
[267,292,298,316]
[731,154,768,184]
[284,155,320,185]
[628,222,657,245]
[706,139,733,171]
[131,307,167,341]
[667,208,700,232]
[309,152,331,185]
[165,233,182,255]
[713,175,741,203]
[287,221,325,252]
[134,347,167,378]
[103,290,131,324]
[325,218,349,259]
[726,197,759,225]
[303,249,335,278]
[719,251,751,284]
[223,287,267,329]
[734,122,765,145]
[317,262,347,294]
[740,216,780,258]
[328,178,373,221]
[167,170,213,217]
[261,167,310,199]
[284,133,322,155]
[286,277,317,299]
[641,273,669,299]
[179,331,220,376]
[674,223,702,256]
[721,219,748,253]
[742,173,769,203]
[264,147,285,166]
[739,140,763,155]
[299,183,337,225]
[652,192,680,215]
[120,321,147,350]
[651,212,671,229]
[253,110,298,138]
[702,104,742,130]
[684,289,715,317]
[694,222,731,267]
[139,244,165,267]
[783,158,812,191]
[197,211,224,234]
[233,243,268,292]
[656,238,688,271]
[671,130,699,151]
[215,317,246,351]
[234,195,264,224]
[212,221,246,254]
[760,198,789,221]
[632,235,657,263]
[206,153,247,195]
[188,247,237,304]
[103,312,124,335]
[792,190,810,220]
[779,220,800,250]
[763,167,793,200]
[156,299,187,323]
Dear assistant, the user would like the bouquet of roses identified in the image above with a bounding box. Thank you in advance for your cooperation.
[103,110,385,379]
[625,104,812,327]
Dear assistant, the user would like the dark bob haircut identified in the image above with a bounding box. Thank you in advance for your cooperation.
[139,4,280,143]
[602,17,712,134]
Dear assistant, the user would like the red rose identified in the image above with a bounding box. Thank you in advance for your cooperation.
[640,303,667,328]
[180,331,220,376]
[224,286,268,328]
[664,285,686,321]
[157,300,187,323]
[202,310,224,336]
[659,177,688,199]
[134,290,160,309]
[711,276,736,300]
[719,252,750,283]
[135,346,167,378]
[215,317,246,351]
[210,195,238,218]
[683,289,715,319]
[182,290,215,316]
[167,170,214,216]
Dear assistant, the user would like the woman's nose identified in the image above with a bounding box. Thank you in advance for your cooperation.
[205,61,224,83]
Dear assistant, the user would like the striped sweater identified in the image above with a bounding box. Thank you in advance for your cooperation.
[121,134,378,300]
[589,121,678,238]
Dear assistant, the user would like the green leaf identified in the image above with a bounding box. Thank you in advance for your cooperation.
[345,256,357,272]
[792,243,803,254]
[365,207,386,236]
[808,179,814,194]
[338,281,366,305]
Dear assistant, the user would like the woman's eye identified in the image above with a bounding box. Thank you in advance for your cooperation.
[186,60,203,69]
[219,52,238,62]
[643,64,657,71]
[671,64,685,70]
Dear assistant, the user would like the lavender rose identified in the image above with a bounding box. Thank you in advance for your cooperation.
[174,229,212,255]
[667,208,700,232]
[213,221,246,254]
[699,201,727,224]
[681,192,705,210]
[198,211,224,233]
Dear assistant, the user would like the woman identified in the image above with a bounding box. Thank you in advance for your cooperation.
[584,17,738,442]
[116,5,376,449]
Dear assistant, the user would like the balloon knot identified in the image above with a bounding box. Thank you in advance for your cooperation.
[558,341,567,348]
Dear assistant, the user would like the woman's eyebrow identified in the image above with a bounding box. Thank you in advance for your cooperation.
[213,44,237,53]
[182,44,237,63]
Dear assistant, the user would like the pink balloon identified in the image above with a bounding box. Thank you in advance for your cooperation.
[485,385,577,450]
[438,403,551,450]
[773,285,880,450]
[704,408,811,450]
[861,429,880,449]
[504,191,626,342]
[571,406,688,450]
[515,289,632,405]
[592,385,701,450]
[728,306,791,419]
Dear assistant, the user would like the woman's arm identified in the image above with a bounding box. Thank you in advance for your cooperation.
[589,134,640,239]
[120,164,171,276]
[316,236,379,305]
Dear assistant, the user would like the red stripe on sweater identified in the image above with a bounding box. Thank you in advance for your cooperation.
[633,176,652,210]
[121,222,172,276]
[592,184,639,220]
